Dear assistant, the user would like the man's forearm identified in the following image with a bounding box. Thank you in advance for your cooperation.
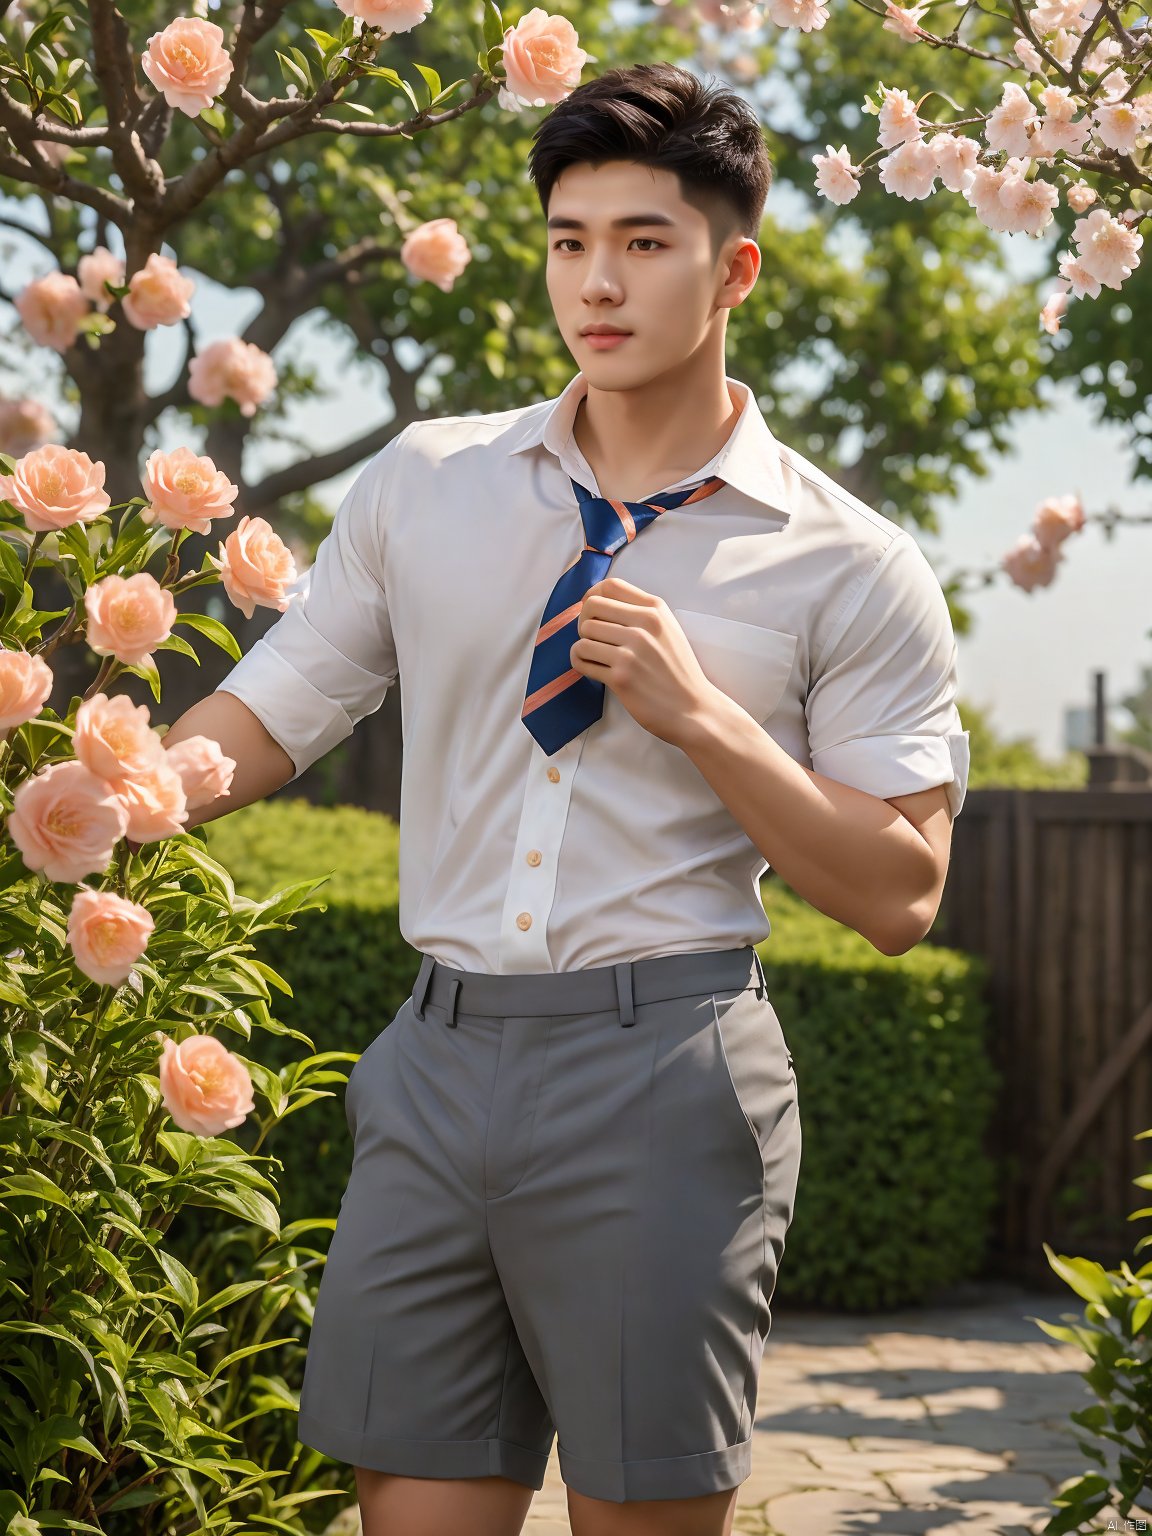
[158,690,297,833]
[674,687,939,954]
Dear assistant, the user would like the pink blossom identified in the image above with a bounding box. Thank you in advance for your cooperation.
[1072,207,1142,290]
[73,693,166,788]
[162,735,236,812]
[0,444,110,532]
[878,137,938,200]
[1066,182,1097,214]
[877,87,921,149]
[0,397,56,457]
[84,572,178,670]
[0,646,54,730]
[1032,492,1085,548]
[67,886,155,986]
[331,0,432,31]
[764,0,829,28]
[1057,250,1102,299]
[114,753,189,843]
[929,131,978,193]
[158,1034,255,1138]
[207,514,298,620]
[964,163,1019,233]
[1092,100,1149,155]
[882,0,931,41]
[141,16,234,117]
[1001,533,1062,592]
[1013,37,1044,71]
[499,9,592,110]
[140,446,239,533]
[122,253,196,331]
[77,246,125,312]
[187,337,277,417]
[812,145,861,205]
[8,759,129,882]
[400,219,474,293]
[999,167,1060,236]
[14,271,89,353]
[1039,288,1069,334]
[985,82,1040,157]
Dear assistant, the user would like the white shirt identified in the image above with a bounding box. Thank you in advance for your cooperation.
[214,370,970,974]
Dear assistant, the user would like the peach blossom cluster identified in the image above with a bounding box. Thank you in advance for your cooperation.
[140,16,234,117]
[84,570,178,671]
[498,9,594,111]
[0,444,111,531]
[207,514,300,620]
[14,271,89,352]
[6,688,235,883]
[1000,493,1085,592]
[158,1034,255,1138]
[400,219,473,293]
[188,337,278,417]
[14,247,195,352]
[141,446,239,534]
[77,246,125,312]
[122,253,196,331]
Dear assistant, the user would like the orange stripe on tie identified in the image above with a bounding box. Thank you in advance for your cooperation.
[683,480,724,504]
[608,501,637,540]
[537,601,582,645]
[523,668,582,714]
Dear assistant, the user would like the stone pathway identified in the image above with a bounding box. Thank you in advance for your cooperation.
[323,1280,1148,1535]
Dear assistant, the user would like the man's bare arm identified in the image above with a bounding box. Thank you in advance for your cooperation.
[152,691,296,838]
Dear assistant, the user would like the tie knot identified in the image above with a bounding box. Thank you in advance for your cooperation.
[572,474,725,555]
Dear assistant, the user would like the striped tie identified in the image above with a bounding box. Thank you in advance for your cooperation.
[522,473,726,755]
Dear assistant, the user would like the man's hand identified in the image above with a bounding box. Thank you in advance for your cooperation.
[571,576,719,746]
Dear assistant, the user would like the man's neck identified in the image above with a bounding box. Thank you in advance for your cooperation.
[571,369,741,503]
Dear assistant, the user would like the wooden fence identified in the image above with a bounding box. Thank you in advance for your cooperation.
[933,787,1152,1282]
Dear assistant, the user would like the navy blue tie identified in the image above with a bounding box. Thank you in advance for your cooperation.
[522,473,726,754]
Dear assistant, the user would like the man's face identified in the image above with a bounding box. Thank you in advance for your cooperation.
[544,159,757,386]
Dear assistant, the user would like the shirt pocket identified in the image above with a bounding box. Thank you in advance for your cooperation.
[673,608,799,724]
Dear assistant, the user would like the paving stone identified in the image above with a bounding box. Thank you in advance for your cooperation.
[884,1468,1057,1506]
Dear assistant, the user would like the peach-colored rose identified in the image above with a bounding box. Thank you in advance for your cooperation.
[162,735,236,812]
[1032,492,1085,548]
[67,886,155,985]
[400,218,473,293]
[14,271,90,352]
[1039,288,1068,335]
[140,446,239,534]
[72,692,165,786]
[112,750,188,843]
[0,396,57,457]
[0,444,111,532]
[207,514,298,619]
[8,759,129,882]
[0,646,54,731]
[84,572,178,669]
[187,337,277,418]
[499,8,590,110]
[158,1033,255,1138]
[77,246,126,312]
[331,0,431,30]
[122,252,196,331]
[1001,532,1062,592]
[140,16,234,117]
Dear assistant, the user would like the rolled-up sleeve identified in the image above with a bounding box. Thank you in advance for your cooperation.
[805,531,970,819]
[213,426,411,782]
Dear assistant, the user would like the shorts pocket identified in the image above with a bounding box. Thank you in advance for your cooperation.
[709,987,795,1173]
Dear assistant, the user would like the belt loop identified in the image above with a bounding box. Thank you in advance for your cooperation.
[752,948,767,1000]
[412,952,435,1020]
[614,961,635,1028]
[444,976,461,1028]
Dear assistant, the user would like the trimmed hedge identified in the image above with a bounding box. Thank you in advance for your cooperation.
[200,798,998,1312]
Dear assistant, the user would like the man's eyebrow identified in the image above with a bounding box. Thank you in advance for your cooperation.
[545,213,679,230]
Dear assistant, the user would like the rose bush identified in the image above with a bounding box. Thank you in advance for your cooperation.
[0,439,362,1532]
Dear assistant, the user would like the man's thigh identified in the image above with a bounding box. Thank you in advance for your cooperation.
[568,1485,740,1536]
[354,1469,536,1536]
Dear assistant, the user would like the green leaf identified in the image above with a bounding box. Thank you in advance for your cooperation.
[1,1169,73,1210]
[1044,1246,1117,1306]
[115,656,161,702]
[289,45,315,89]
[24,6,72,60]
[275,49,311,94]
[412,62,441,109]
[303,27,337,56]
[199,105,227,132]
[171,610,242,661]
[185,1182,280,1237]
[153,631,201,664]
[482,0,506,53]
[428,79,468,110]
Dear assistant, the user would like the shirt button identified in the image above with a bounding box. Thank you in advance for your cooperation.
[526,850,542,866]
[516,912,533,930]
[546,767,561,783]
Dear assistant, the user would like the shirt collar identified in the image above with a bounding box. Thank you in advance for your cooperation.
[507,370,793,519]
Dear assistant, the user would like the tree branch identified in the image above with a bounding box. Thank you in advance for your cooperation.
[229,0,292,91]
[244,415,415,506]
[0,212,61,255]
[86,0,166,206]
[0,145,131,223]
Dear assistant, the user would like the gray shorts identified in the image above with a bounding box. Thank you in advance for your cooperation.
[297,944,802,1504]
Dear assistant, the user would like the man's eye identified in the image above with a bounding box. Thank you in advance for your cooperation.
[551,239,666,252]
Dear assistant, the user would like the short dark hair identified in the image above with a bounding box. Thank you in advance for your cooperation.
[527,62,773,258]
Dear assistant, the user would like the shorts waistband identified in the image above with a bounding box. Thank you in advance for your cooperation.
[411,945,768,1029]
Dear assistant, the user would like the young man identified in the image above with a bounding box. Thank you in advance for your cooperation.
[172,60,968,1536]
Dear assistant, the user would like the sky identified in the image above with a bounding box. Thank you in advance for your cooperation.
[2,193,1149,762]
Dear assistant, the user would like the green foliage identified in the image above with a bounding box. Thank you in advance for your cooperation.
[1034,1127,1152,1533]
[761,878,999,1310]
[961,695,1089,789]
